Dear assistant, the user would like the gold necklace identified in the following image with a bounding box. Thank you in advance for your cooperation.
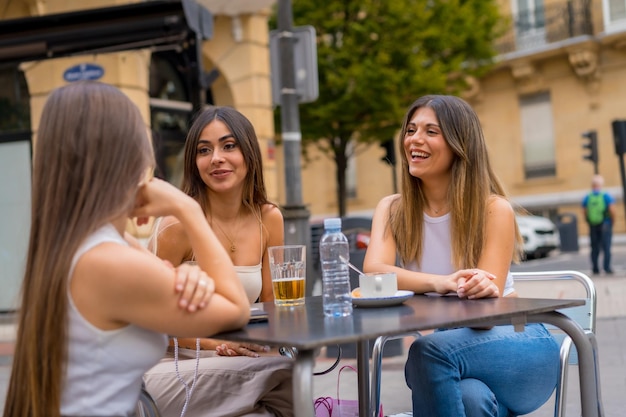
[211,218,240,253]
[428,203,448,215]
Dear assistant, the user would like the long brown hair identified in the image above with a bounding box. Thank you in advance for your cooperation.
[3,81,154,417]
[390,95,522,268]
[181,106,271,215]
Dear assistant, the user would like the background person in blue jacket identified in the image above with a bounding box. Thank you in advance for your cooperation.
[582,174,616,275]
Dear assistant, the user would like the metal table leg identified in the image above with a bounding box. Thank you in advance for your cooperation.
[357,339,371,417]
[293,348,315,417]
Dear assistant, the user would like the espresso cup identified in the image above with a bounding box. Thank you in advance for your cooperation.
[359,272,398,298]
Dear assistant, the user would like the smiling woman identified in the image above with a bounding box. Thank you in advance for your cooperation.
[143,106,293,417]
[363,95,560,417]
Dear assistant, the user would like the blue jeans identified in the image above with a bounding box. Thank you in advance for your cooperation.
[589,222,613,273]
[405,323,560,417]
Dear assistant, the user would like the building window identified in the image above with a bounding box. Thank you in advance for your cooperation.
[514,0,546,50]
[520,92,556,179]
[605,0,626,30]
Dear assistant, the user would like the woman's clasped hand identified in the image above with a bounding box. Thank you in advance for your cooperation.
[452,268,499,299]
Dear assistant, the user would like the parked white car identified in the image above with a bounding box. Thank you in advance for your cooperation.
[515,214,561,259]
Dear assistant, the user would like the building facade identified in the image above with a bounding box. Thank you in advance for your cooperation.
[2,0,625,236]
[0,0,280,233]
[469,0,626,234]
[293,0,626,237]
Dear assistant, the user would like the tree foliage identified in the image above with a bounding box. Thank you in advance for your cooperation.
[273,0,505,216]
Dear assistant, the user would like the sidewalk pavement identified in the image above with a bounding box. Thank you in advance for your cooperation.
[2,263,625,416]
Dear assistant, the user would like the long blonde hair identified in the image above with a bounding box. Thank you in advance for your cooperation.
[390,95,522,268]
[3,81,154,417]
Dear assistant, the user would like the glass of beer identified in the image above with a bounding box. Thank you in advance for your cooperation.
[268,245,306,306]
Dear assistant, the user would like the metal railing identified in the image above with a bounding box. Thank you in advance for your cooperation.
[496,0,594,54]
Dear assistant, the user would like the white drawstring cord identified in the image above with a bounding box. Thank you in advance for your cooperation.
[173,337,201,417]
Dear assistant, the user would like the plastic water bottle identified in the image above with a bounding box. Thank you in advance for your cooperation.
[320,218,353,317]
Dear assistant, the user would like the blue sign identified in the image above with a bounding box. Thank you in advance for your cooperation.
[63,63,105,82]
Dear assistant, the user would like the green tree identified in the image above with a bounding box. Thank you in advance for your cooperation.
[274,0,505,216]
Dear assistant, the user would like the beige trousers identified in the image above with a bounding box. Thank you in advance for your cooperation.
[143,348,294,417]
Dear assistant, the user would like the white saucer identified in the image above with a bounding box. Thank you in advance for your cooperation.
[424,291,459,297]
[351,289,414,307]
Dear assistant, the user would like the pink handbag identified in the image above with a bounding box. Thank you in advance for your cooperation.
[314,365,383,417]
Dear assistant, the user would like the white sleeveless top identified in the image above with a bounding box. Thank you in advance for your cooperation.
[403,212,515,296]
[61,224,168,416]
[234,262,263,304]
[152,218,264,304]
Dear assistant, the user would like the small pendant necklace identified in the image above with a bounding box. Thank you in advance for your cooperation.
[428,203,448,215]
[211,218,240,253]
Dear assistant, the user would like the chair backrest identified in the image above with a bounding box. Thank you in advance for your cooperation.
[136,385,162,417]
[512,270,596,364]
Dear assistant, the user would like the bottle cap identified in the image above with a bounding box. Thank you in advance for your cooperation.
[323,217,341,230]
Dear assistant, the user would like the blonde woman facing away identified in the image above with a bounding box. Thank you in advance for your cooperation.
[2,81,249,417]
[364,95,560,417]
[143,106,293,417]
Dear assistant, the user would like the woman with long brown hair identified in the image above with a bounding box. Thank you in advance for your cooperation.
[364,95,560,416]
[3,81,249,417]
[143,106,293,417]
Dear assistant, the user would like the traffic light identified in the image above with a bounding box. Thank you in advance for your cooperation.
[581,130,598,164]
[612,120,626,156]
[380,139,396,166]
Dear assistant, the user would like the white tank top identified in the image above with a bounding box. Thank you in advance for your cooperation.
[403,212,515,296]
[61,224,168,416]
[234,262,263,304]
[152,217,264,304]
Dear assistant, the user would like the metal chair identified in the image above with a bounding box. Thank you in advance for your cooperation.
[369,270,602,417]
[512,270,602,417]
[370,331,421,415]
[135,383,162,417]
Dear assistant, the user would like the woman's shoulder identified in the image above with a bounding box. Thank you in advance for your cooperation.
[374,194,401,214]
[260,203,284,223]
[378,193,401,207]
[156,215,185,237]
[151,215,190,257]
[259,203,284,247]
[487,195,515,217]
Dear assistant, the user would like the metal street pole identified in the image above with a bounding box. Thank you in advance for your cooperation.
[277,0,313,294]
[612,120,626,222]
[618,155,626,223]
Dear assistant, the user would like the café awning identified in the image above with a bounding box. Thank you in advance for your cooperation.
[0,0,213,65]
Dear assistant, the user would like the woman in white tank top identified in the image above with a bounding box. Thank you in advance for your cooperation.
[144,106,293,417]
[364,95,560,417]
[3,82,250,417]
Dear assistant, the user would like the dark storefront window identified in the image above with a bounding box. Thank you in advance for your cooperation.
[150,51,214,187]
[0,66,30,140]
[150,52,191,187]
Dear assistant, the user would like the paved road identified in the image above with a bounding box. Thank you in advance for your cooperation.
[1,244,624,416]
